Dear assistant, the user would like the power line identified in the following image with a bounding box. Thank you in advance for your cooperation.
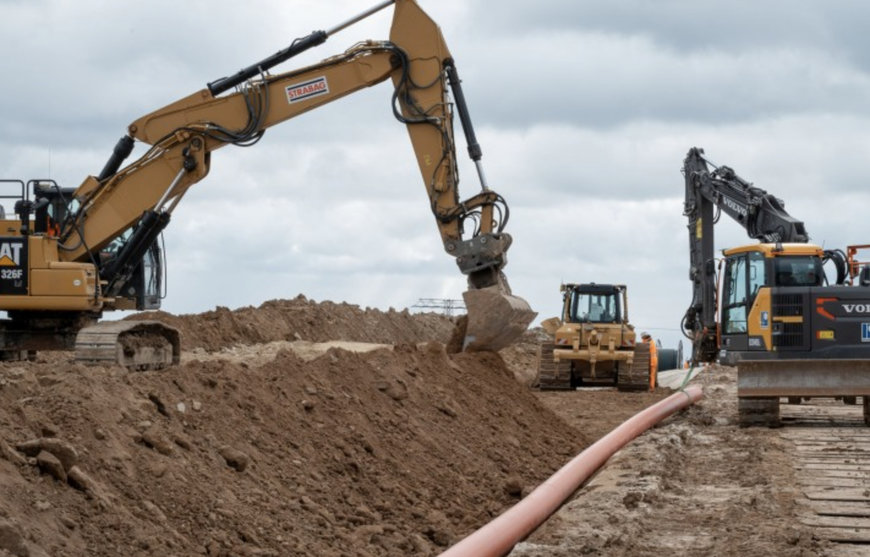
[412,298,465,316]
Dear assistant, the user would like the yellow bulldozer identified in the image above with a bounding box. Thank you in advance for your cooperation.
[536,283,653,391]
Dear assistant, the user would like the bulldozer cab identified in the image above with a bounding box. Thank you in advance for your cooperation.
[562,283,627,325]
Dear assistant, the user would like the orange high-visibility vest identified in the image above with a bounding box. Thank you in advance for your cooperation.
[642,338,658,391]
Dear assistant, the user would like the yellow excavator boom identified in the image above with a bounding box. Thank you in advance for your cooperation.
[0,0,534,365]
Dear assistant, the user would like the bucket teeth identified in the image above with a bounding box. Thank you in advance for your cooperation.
[462,286,536,352]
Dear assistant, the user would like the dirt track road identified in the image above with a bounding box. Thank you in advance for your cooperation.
[510,365,839,557]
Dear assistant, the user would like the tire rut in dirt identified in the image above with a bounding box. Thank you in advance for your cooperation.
[781,398,870,549]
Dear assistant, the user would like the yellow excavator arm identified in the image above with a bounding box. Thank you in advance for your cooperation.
[63,43,399,261]
[51,0,534,352]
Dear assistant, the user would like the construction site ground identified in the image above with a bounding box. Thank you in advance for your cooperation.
[0,297,844,556]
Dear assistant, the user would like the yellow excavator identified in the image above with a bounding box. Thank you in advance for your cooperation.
[0,0,535,368]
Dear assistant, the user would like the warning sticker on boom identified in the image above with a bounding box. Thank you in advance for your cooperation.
[0,238,27,295]
[285,76,329,104]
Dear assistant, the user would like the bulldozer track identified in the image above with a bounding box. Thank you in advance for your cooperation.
[536,342,572,390]
[536,342,652,391]
[781,398,870,553]
[617,342,650,392]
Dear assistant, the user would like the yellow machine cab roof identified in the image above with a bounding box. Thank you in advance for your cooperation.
[722,243,824,258]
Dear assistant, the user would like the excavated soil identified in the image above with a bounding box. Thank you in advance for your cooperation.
[0,298,834,556]
[0,299,585,557]
[125,296,457,352]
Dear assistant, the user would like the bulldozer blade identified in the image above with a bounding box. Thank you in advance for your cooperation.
[738,359,870,398]
[540,317,562,336]
[461,286,536,352]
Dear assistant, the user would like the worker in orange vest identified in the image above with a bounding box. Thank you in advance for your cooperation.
[640,332,658,391]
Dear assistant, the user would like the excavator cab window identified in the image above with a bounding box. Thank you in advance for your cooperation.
[136,241,164,310]
[723,251,768,335]
[99,227,164,310]
[32,181,77,236]
[722,254,749,334]
[773,256,822,287]
[748,251,766,299]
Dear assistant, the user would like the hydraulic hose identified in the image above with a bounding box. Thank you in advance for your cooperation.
[439,385,704,557]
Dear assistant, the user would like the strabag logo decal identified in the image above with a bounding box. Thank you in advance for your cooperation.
[285,76,329,104]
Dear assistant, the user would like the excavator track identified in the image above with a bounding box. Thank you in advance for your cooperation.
[738,397,781,427]
[536,342,573,390]
[617,342,651,392]
[75,320,181,370]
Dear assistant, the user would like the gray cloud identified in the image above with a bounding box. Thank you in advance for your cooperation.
[1,0,870,357]
[468,1,866,58]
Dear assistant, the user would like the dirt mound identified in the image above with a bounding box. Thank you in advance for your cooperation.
[0,300,586,556]
[127,296,457,352]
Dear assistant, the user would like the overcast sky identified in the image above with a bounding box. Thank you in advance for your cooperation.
[3,0,870,353]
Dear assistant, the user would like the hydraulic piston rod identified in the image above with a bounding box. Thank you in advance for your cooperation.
[207,0,397,96]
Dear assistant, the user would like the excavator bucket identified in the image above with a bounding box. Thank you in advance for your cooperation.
[461,285,536,351]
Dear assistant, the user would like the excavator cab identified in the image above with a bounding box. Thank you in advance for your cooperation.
[18,180,165,312]
[719,243,834,360]
[720,244,824,354]
[98,229,164,311]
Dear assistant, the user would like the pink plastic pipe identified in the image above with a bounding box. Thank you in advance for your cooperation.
[439,385,704,557]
